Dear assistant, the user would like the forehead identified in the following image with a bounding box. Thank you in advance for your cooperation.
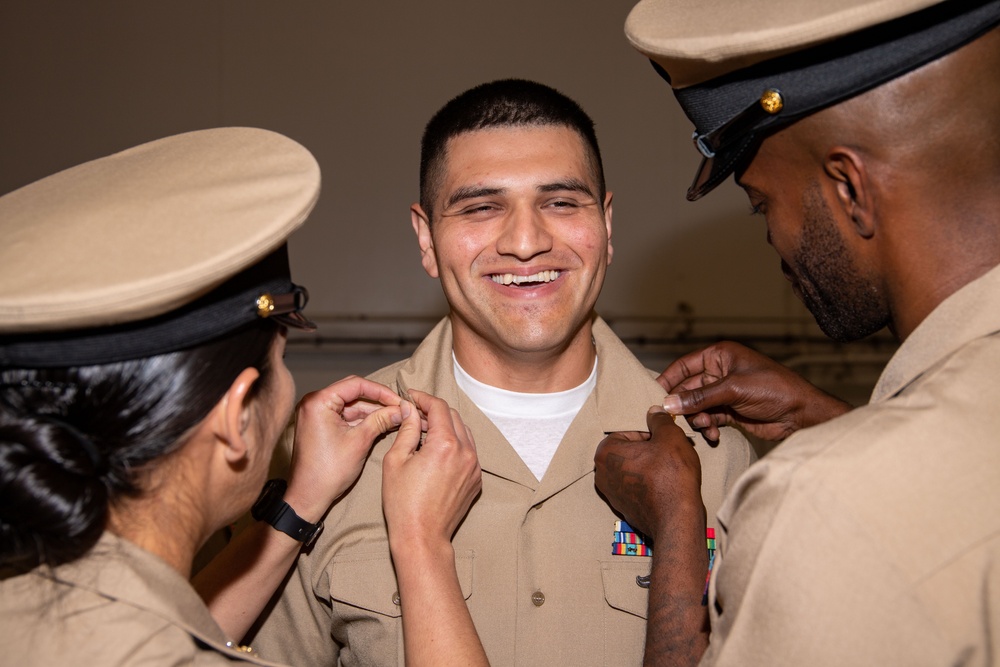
[437,125,595,192]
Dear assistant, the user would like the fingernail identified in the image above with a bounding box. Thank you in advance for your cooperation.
[400,401,412,420]
[662,395,682,413]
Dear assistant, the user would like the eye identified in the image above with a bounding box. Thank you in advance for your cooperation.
[741,185,767,217]
[458,202,500,215]
[747,201,767,217]
[544,197,588,213]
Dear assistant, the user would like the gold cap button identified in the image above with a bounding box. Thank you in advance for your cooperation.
[531,590,545,607]
[256,293,275,317]
[759,89,783,114]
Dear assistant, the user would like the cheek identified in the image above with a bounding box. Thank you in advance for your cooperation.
[440,229,492,271]
[566,225,608,260]
[267,362,296,428]
[281,369,296,417]
[765,215,800,257]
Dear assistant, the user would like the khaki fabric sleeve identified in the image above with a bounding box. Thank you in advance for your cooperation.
[703,470,958,666]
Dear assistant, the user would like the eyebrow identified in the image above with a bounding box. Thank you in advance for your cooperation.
[738,181,764,200]
[444,179,596,210]
[444,186,504,210]
[538,178,595,199]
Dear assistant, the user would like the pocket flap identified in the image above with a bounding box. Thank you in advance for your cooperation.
[328,550,475,618]
[601,560,651,619]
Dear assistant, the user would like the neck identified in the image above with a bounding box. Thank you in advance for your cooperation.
[451,321,597,393]
[884,204,1000,341]
[107,462,210,579]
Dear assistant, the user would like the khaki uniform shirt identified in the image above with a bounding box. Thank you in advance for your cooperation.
[0,532,286,666]
[702,264,1000,666]
[253,316,754,667]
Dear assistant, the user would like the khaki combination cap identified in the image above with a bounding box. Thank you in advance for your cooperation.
[0,127,321,367]
[626,0,1000,200]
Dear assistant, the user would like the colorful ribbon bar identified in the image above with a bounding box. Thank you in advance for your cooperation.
[703,527,717,605]
[612,543,651,556]
[612,520,652,556]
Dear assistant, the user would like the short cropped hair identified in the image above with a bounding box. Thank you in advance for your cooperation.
[419,79,606,221]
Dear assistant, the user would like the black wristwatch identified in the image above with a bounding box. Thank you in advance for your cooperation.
[251,479,324,548]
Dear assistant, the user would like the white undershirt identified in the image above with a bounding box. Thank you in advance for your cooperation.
[453,354,597,481]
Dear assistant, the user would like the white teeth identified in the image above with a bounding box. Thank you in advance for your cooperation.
[490,270,560,285]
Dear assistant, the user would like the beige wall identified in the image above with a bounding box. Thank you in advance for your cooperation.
[0,1,892,403]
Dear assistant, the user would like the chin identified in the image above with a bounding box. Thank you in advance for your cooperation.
[812,309,888,343]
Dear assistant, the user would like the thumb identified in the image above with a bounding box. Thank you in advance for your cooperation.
[663,380,732,415]
[386,400,422,458]
[646,405,680,435]
[354,403,405,441]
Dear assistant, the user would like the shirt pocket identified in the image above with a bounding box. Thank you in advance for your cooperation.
[600,558,651,665]
[327,550,476,664]
[601,558,651,619]
[329,552,402,618]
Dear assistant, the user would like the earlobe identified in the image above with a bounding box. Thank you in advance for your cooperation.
[410,204,440,278]
[826,148,875,239]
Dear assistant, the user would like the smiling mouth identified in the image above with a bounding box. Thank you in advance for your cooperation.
[490,270,560,287]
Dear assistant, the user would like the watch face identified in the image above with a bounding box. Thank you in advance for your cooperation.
[251,479,286,522]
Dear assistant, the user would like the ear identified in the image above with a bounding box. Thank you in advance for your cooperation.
[410,203,440,278]
[824,148,875,239]
[211,366,262,464]
[603,191,614,266]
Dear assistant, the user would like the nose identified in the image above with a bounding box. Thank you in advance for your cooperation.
[495,204,553,260]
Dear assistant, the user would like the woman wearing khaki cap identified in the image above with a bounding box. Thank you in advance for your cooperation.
[0,128,489,666]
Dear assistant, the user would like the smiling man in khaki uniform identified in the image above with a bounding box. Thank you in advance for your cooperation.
[250,80,755,666]
[594,0,1000,665]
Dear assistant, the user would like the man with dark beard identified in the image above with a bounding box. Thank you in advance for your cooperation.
[785,183,886,343]
[593,0,1000,665]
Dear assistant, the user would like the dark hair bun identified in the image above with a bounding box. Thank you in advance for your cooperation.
[0,409,107,569]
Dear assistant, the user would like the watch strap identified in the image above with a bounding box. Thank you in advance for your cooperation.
[251,479,324,547]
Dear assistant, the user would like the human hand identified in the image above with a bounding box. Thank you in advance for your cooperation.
[382,390,482,555]
[658,341,852,443]
[594,406,703,541]
[284,376,405,522]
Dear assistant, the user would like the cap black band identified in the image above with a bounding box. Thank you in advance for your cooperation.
[0,245,315,368]
[670,0,1000,200]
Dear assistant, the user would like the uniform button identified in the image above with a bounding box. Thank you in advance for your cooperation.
[531,590,545,607]
[392,592,401,606]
